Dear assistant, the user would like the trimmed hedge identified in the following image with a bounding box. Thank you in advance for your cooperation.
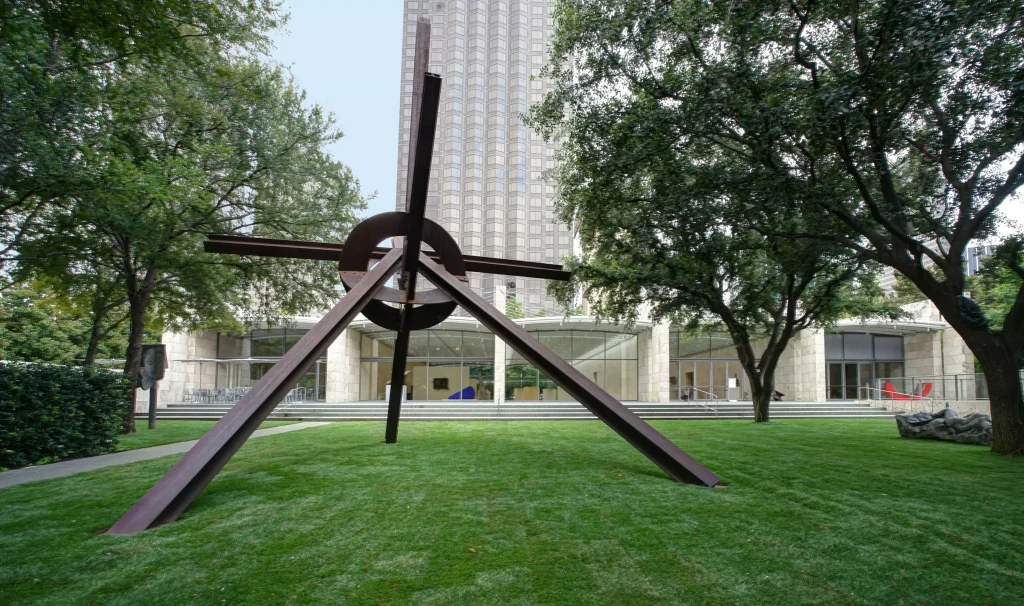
[0,363,132,469]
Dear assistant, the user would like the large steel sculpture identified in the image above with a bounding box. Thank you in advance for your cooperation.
[107,20,720,535]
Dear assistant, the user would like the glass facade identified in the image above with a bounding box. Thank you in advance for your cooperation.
[358,328,638,401]
[825,333,904,399]
[668,332,753,401]
[213,328,327,401]
[359,330,495,401]
[506,330,638,401]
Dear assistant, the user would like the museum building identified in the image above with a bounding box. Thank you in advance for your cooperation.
[151,299,976,407]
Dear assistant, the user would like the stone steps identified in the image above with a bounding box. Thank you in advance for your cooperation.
[142,400,895,421]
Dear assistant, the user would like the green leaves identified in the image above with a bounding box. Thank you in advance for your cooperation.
[0,362,130,468]
[5,1,366,361]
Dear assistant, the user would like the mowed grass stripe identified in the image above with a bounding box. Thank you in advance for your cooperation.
[0,420,1021,605]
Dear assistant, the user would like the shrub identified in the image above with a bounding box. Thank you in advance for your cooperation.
[0,363,131,469]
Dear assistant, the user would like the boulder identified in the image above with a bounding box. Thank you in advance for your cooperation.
[895,408,992,446]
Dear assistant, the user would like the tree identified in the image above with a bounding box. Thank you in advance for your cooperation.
[531,93,899,419]
[535,0,1024,453]
[891,274,928,306]
[0,285,83,364]
[0,282,129,364]
[968,241,1024,336]
[11,10,365,432]
[1,1,280,270]
[506,297,526,319]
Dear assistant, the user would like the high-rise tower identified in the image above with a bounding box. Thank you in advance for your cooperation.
[395,0,570,315]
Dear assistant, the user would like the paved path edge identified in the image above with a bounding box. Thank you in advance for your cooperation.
[0,422,332,489]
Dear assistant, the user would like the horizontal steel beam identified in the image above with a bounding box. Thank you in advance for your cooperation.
[204,234,572,281]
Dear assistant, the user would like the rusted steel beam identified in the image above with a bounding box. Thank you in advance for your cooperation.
[387,20,439,445]
[106,248,405,534]
[416,252,722,487]
[203,235,572,282]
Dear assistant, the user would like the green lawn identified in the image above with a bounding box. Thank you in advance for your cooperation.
[1,420,1021,605]
[115,420,296,451]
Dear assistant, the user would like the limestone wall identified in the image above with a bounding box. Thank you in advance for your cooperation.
[326,328,361,402]
[637,323,670,402]
[774,329,827,402]
[137,331,217,410]
[155,332,190,407]
[903,331,942,378]
[866,399,990,417]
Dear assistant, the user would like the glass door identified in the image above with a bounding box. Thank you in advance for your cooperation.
[844,364,858,399]
[828,363,843,399]
[857,362,873,400]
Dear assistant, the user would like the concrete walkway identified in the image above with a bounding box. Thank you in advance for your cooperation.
[0,422,331,490]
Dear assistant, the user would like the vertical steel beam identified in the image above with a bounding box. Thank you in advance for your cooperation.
[107,249,405,534]
[402,18,431,213]
[385,18,443,443]
[385,310,412,443]
[416,253,722,487]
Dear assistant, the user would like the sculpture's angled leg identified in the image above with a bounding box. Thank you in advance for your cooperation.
[417,253,721,487]
[107,249,405,534]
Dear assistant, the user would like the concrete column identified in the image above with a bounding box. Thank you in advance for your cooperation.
[637,322,670,402]
[776,329,826,402]
[904,331,942,378]
[157,331,189,406]
[940,328,974,376]
[188,331,218,390]
[326,328,362,402]
[493,284,506,404]
[637,329,652,401]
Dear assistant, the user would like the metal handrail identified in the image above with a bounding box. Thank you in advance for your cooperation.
[856,385,935,412]
[680,387,719,413]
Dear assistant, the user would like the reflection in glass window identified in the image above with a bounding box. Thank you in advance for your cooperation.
[250,329,286,357]
[571,332,605,360]
[825,333,843,359]
[358,329,638,401]
[843,333,873,359]
[462,333,494,358]
[873,335,903,360]
[428,330,463,358]
[606,333,637,359]
[538,331,572,359]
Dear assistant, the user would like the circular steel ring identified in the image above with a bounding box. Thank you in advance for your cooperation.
[339,212,466,331]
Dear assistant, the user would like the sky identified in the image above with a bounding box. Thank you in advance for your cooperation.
[270,1,404,219]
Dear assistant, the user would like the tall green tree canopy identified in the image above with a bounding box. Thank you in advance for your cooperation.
[534,0,1024,452]
[0,283,128,364]
[4,2,366,431]
[0,0,279,259]
[531,77,900,420]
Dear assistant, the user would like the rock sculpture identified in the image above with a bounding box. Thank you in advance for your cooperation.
[895,408,992,446]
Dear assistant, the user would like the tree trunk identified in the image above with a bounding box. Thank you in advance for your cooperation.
[972,340,1024,455]
[751,382,772,423]
[930,292,1024,455]
[84,300,106,366]
[738,338,786,424]
[121,294,148,434]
